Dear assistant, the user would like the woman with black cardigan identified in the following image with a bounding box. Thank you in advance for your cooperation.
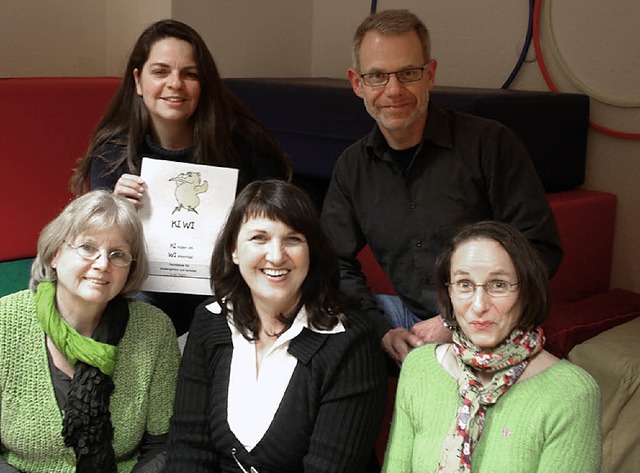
[166,180,387,472]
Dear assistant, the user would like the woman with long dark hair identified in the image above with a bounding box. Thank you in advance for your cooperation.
[70,20,291,335]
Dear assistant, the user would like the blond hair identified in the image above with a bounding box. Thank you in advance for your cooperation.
[30,190,148,297]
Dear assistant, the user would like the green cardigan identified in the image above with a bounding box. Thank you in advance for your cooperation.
[0,290,180,473]
[383,343,602,473]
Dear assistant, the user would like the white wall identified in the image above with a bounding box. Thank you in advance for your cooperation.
[1,0,638,293]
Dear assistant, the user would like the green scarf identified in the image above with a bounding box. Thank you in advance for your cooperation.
[35,280,118,377]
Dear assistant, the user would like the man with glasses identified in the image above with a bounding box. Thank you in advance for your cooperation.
[322,9,562,365]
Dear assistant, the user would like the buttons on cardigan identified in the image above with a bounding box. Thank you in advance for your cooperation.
[410,202,417,209]
[415,240,423,248]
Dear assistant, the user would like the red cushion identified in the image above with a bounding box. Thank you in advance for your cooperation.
[547,189,616,304]
[0,77,121,261]
[544,288,640,358]
[356,244,394,295]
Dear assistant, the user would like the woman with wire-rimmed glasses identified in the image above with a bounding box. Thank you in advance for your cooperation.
[383,221,601,473]
[0,190,180,473]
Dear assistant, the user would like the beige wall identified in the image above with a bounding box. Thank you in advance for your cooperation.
[0,0,106,76]
[174,0,313,77]
[1,0,638,293]
[106,0,172,76]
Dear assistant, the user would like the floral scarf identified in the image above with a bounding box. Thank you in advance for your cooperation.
[437,327,545,472]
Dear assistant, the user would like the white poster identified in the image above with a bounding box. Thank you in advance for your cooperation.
[138,157,238,295]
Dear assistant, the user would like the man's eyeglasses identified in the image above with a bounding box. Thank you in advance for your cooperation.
[66,242,134,267]
[448,280,519,298]
[359,63,429,87]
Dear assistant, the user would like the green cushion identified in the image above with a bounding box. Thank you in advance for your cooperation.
[0,258,33,297]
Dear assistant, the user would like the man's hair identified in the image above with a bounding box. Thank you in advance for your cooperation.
[352,9,431,70]
[434,221,550,330]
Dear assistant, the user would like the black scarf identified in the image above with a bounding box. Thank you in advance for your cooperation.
[61,296,130,473]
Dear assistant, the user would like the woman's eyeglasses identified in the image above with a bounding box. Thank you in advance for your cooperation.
[448,280,519,298]
[66,242,134,267]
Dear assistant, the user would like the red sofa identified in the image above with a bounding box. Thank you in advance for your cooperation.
[0,77,123,296]
[1,77,121,262]
[2,77,640,467]
[1,76,639,350]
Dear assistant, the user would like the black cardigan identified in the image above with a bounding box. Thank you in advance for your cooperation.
[166,303,387,472]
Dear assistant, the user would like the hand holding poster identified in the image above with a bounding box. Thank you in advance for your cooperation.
[138,157,238,295]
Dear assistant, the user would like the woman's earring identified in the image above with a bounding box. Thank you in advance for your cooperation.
[441,315,457,331]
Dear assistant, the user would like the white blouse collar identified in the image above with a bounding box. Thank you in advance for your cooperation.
[205,301,346,336]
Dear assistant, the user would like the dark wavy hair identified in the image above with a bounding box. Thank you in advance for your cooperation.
[70,19,290,194]
[210,180,349,340]
[435,221,550,330]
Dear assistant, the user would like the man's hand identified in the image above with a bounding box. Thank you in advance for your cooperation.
[410,316,453,344]
[382,327,424,365]
[114,173,145,207]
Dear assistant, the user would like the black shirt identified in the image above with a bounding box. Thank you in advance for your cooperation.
[321,102,562,338]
